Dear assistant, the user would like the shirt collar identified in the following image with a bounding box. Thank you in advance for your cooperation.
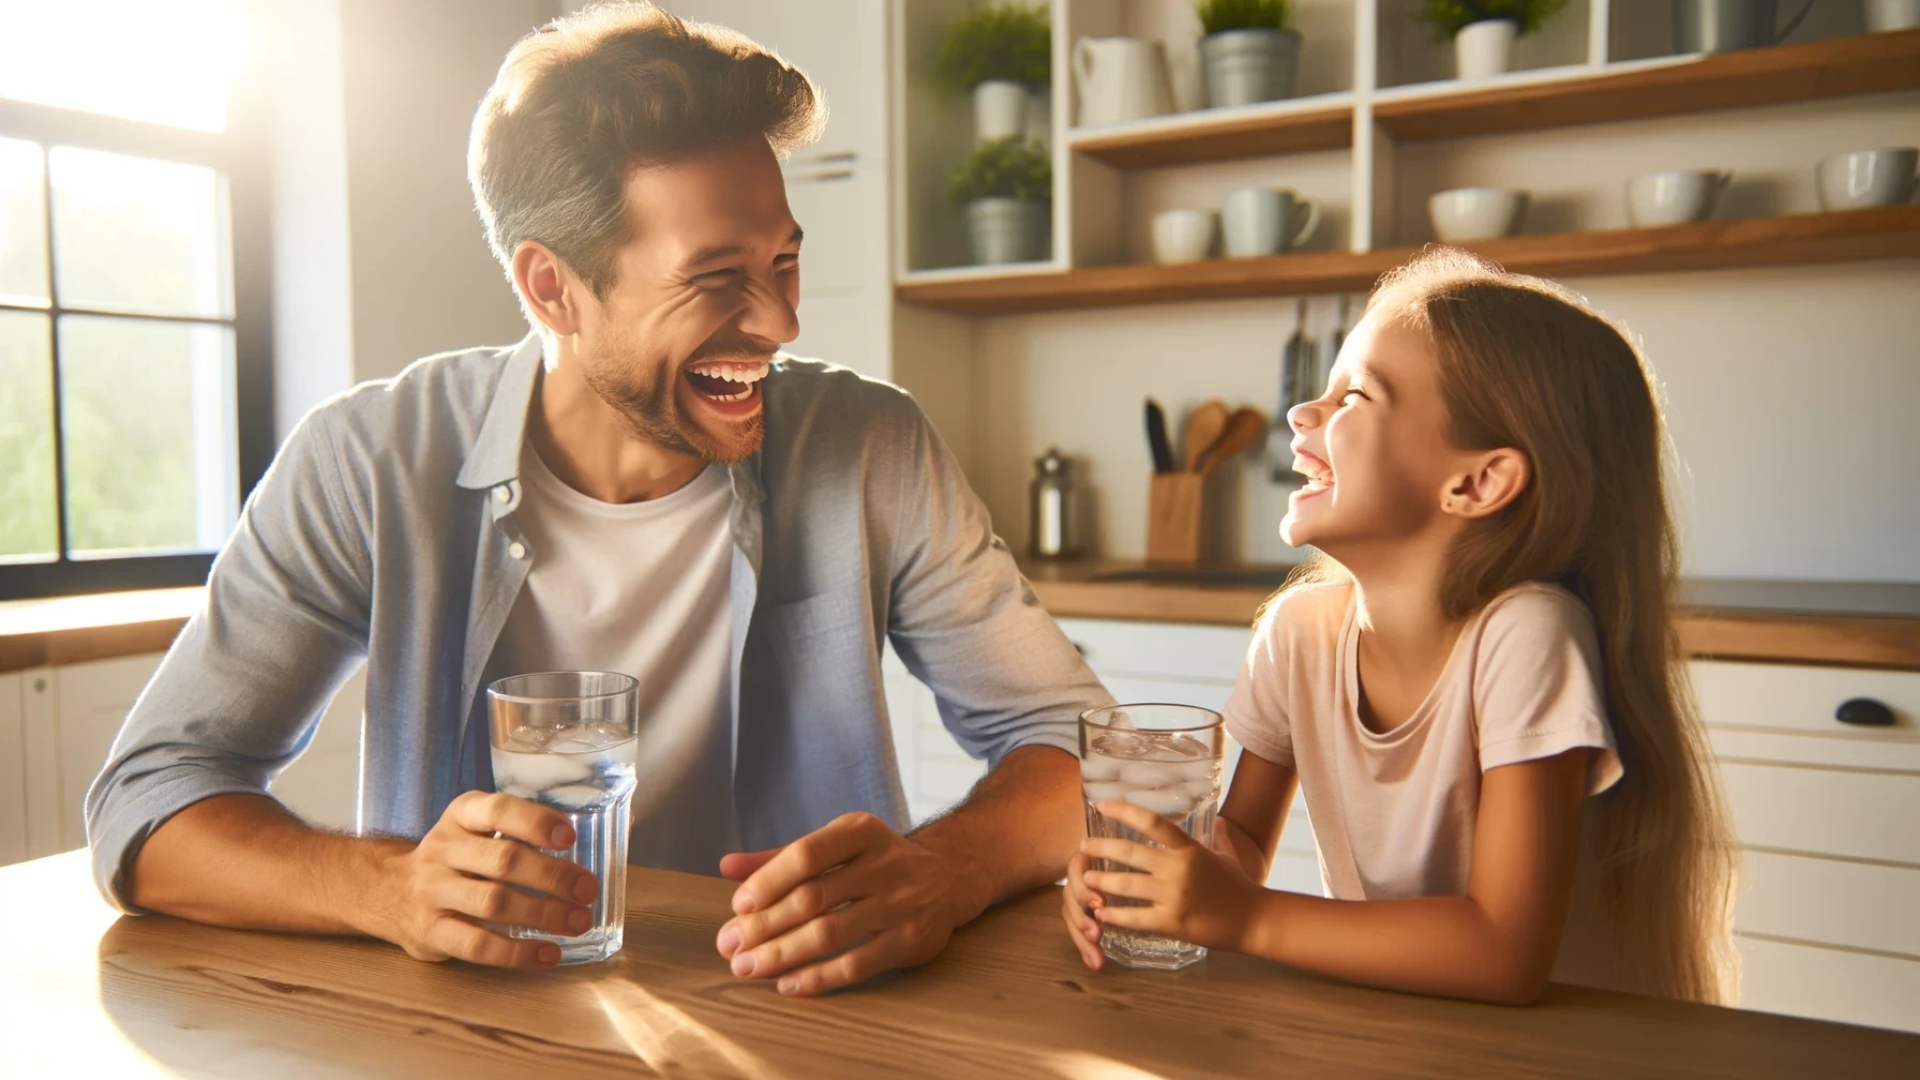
[456,333,543,491]
[453,331,771,510]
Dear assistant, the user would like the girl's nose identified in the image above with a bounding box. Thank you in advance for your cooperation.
[1288,398,1325,436]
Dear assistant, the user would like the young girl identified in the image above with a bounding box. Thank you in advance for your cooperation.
[1063,249,1739,1006]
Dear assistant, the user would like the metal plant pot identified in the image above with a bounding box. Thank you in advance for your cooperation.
[1200,28,1300,109]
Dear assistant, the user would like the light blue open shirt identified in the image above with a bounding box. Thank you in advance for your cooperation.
[86,337,1111,910]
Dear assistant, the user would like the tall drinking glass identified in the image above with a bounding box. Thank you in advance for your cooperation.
[1080,703,1225,971]
[487,671,638,964]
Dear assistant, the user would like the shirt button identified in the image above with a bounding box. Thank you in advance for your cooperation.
[508,542,527,560]
[494,484,512,504]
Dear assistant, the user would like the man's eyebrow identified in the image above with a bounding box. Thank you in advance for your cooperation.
[684,227,805,269]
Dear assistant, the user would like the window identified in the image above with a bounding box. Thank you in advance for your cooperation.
[0,0,271,599]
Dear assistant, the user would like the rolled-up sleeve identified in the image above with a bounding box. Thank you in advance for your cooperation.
[882,403,1112,766]
[84,405,372,911]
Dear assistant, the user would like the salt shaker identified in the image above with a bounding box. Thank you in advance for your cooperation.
[1029,447,1084,559]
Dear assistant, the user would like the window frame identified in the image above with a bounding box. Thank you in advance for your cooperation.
[0,86,273,601]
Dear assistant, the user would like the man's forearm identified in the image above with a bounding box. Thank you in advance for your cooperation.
[130,793,405,939]
[909,744,1083,923]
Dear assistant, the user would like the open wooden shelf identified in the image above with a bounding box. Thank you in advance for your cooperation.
[894,207,1920,314]
[1069,95,1354,169]
[1375,27,1920,143]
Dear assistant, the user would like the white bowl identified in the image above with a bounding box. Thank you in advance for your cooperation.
[1428,187,1528,242]
[1626,170,1731,228]
[1151,209,1217,264]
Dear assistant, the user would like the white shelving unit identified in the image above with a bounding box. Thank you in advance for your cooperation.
[892,0,1905,286]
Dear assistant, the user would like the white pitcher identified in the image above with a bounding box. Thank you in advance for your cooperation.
[1073,37,1171,129]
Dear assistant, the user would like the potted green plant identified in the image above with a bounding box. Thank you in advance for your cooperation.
[934,3,1051,143]
[949,136,1052,265]
[1195,0,1300,108]
[1418,0,1567,81]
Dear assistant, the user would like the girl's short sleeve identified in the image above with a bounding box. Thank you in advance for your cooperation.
[1474,586,1624,796]
[1223,596,1297,767]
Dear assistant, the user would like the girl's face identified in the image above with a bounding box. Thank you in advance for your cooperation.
[1281,308,1474,554]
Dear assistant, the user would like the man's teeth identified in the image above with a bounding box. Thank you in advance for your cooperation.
[689,361,769,386]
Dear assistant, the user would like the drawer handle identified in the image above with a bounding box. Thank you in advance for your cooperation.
[1834,698,1896,727]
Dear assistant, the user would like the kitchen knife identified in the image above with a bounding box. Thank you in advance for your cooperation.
[1146,398,1174,475]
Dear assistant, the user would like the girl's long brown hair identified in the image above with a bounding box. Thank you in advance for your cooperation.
[1281,248,1739,1003]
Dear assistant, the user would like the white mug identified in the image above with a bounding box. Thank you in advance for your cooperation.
[1626,170,1732,227]
[1815,147,1920,211]
[1073,36,1172,128]
[1220,187,1322,257]
[1429,187,1529,242]
[1151,209,1217,264]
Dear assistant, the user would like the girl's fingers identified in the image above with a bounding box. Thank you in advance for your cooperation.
[1079,837,1163,872]
[1095,801,1194,849]
[1082,870,1163,901]
[1093,904,1166,933]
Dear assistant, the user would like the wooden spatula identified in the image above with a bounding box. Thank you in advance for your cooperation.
[1183,399,1229,473]
[1196,406,1266,474]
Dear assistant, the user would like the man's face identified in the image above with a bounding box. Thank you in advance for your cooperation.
[571,138,802,463]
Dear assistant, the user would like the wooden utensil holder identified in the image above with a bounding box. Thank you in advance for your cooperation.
[1147,473,1207,565]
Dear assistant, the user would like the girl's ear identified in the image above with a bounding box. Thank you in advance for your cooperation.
[1441,448,1531,520]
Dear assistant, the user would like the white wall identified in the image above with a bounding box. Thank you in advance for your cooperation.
[976,254,1920,581]
[336,0,552,383]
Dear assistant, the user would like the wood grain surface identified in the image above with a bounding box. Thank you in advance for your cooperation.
[893,207,1920,314]
[1374,27,1920,143]
[3,850,1916,1079]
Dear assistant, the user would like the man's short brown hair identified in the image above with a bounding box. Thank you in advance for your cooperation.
[468,1,824,304]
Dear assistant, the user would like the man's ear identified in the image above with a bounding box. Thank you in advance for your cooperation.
[1440,447,1531,520]
[512,240,583,336]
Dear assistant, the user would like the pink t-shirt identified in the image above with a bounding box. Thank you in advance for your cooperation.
[1223,580,1625,981]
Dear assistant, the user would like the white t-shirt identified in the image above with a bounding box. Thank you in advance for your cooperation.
[1223,580,1624,989]
[494,448,737,874]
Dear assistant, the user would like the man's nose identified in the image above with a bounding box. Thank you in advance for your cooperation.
[738,274,800,346]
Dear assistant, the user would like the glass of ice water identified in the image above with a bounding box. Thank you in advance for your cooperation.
[487,671,639,964]
[1080,703,1225,971]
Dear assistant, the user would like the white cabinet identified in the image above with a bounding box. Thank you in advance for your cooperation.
[1693,659,1920,1033]
[666,0,894,383]
[0,673,27,866]
[0,652,364,869]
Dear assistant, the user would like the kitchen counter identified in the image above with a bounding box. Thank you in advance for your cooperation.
[2,849,1915,1078]
[1023,560,1920,670]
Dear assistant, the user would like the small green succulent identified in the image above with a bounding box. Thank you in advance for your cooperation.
[1417,0,1568,40]
[1195,0,1294,36]
[948,136,1053,206]
[933,3,1051,93]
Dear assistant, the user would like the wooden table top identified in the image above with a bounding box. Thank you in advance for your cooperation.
[3,851,1915,1079]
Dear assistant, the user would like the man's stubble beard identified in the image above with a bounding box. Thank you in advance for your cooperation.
[581,332,765,466]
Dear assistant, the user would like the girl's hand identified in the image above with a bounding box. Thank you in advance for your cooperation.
[1080,801,1264,954]
[1061,849,1106,970]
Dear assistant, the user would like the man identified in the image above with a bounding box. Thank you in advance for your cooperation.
[87,3,1108,997]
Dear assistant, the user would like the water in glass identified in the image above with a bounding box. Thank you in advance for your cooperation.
[491,720,637,963]
[1081,706,1223,970]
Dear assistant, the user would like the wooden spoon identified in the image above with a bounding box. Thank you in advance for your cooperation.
[1196,406,1267,474]
[1182,399,1229,473]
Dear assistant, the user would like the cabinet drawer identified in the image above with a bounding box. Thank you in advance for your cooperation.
[1722,761,1920,864]
[1738,850,1920,958]
[1056,618,1249,683]
[1738,935,1920,1033]
[1693,661,1920,738]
